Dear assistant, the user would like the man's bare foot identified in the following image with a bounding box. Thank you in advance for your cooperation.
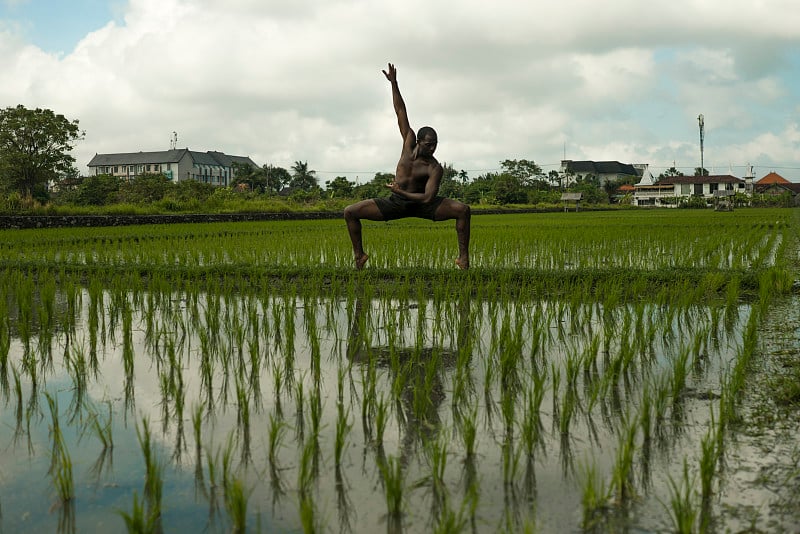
[455,258,469,270]
[355,253,369,270]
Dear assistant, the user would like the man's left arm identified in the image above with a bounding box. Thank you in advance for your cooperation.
[389,164,442,203]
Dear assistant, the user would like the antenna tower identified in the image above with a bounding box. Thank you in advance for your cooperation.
[698,114,705,176]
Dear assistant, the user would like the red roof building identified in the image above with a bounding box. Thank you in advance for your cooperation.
[756,172,791,185]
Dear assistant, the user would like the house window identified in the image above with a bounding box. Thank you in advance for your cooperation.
[680,184,691,195]
[709,183,718,194]
[114,166,119,173]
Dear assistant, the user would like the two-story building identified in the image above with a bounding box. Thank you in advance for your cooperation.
[560,160,643,187]
[87,149,259,187]
[634,172,746,207]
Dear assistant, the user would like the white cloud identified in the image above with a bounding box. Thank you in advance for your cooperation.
[1,0,799,181]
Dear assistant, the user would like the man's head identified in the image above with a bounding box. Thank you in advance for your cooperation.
[416,126,438,156]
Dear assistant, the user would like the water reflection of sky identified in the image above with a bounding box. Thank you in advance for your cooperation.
[0,287,751,532]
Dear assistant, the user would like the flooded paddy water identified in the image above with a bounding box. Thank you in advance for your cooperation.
[0,208,797,532]
[0,281,763,532]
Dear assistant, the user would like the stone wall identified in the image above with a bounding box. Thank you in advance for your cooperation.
[0,207,572,230]
[0,212,340,229]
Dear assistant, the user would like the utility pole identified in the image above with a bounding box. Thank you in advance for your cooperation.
[698,114,705,176]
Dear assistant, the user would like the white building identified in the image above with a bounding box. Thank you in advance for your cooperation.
[87,149,259,187]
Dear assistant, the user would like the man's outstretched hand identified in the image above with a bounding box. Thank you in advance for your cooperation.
[382,63,397,82]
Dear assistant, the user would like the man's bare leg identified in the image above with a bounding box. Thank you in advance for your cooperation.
[344,200,384,269]
[436,199,471,269]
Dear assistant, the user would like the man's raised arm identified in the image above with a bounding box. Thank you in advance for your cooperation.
[382,63,412,140]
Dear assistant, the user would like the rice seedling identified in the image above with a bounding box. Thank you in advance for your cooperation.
[136,416,163,525]
[88,401,114,478]
[294,375,306,442]
[579,458,610,530]
[335,401,352,470]
[118,492,158,534]
[45,393,74,506]
[379,455,405,526]
[424,431,451,516]
[662,459,699,534]
[610,415,638,504]
[267,411,287,473]
[223,476,249,534]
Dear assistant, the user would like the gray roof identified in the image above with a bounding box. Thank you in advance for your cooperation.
[87,149,189,167]
[565,160,639,176]
[88,149,259,169]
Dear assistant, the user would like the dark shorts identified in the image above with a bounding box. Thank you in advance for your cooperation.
[374,194,445,221]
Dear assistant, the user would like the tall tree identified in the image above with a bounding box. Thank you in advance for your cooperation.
[500,159,542,186]
[659,166,684,178]
[0,105,84,197]
[325,176,355,198]
[290,160,318,191]
[264,164,291,193]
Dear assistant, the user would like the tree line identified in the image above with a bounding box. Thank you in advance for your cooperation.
[1,104,636,210]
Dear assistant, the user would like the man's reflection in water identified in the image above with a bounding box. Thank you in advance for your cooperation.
[345,292,474,466]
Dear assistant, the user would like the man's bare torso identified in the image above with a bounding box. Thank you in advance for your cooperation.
[394,138,440,196]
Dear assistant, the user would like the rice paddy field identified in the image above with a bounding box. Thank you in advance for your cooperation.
[0,208,798,533]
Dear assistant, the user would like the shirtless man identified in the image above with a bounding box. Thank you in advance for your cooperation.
[344,63,471,270]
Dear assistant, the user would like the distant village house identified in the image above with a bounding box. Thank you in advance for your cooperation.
[87,149,259,187]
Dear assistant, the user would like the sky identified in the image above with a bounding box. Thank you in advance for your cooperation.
[1,0,799,184]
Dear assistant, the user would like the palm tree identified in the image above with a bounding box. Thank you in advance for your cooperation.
[290,161,318,191]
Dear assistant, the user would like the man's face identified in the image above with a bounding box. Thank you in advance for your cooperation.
[418,134,437,156]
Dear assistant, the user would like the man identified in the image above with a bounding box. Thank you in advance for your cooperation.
[344,63,471,270]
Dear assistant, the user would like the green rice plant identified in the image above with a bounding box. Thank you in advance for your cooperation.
[220,431,236,494]
[335,402,352,470]
[136,416,163,522]
[519,381,545,459]
[223,476,249,534]
[0,298,9,398]
[610,415,638,504]
[579,458,609,530]
[458,404,478,460]
[662,459,699,534]
[191,402,203,458]
[298,433,318,500]
[206,446,221,491]
[379,455,405,525]
[558,388,576,439]
[271,360,284,417]
[88,400,114,476]
[638,382,653,444]
[267,411,287,472]
[294,374,306,441]
[51,432,75,505]
[425,431,450,511]
[299,490,317,534]
[118,491,158,534]
[698,435,717,533]
[234,376,251,464]
[433,501,469,534]
[309,387,322,440]
[671,346,691,404]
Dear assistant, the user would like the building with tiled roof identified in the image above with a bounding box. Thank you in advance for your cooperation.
[87,149,259,187]
[753,171,800,205]
[633,174,746,207]
[756,171,791,185]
